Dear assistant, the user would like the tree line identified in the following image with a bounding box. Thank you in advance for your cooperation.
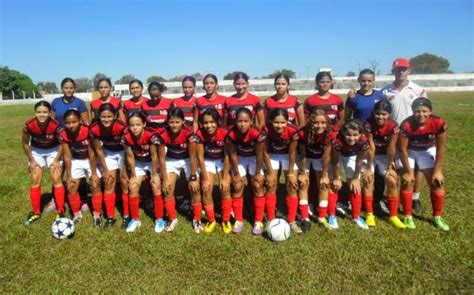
[0,53,454,98]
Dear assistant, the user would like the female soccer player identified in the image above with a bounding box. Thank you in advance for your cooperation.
[59,109,101,224]
[89,103,128,227]
[123,79,149,117]
[224,72,265,128]
[172,76,197,127]
[297,109,337,230]
[195,108,231,233]
[193,74,227,131]
[398,97,449,231]
[52,77,89,127]
[363,100,406,228]
[304,71,344,130]
[22,101,65,225]
[345,69,385,123]
[90,78,125,121]
[157,108,200,232]
[141,81,173,132]
[331,119,374,229]
[264,108,301,233]
[263,74,305,128]
[122,112,161,233]
[226,108,266,234]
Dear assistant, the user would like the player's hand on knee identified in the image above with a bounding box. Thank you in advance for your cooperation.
[286,173,298,191]
[331,179,342,192]
[432,171,445,188]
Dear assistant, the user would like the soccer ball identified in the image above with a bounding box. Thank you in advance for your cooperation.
[266,218,291,242]
[52,218,75,240]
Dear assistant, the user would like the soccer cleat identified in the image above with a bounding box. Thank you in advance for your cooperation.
[433,217,450,231]
[403,216,416,229]
[154,218,166,233]
[328,215,339,229]
[353,216,369,230]
[126,219,142,233]
[72,212,83,224]
[379,200,390,215]
[290,221,303,234]
[232,220,244,234]
[318,217,331,230]
[222,221,232,234]
[193,220,204,234]
[203,221,216,233]
[252,222,264,235]
[44,200,56,212]
[93,216,103,228]
[165,219,178,232]
[366,213,376,227]
[413,199,423,213]
[104,217,116,228]
[336,202,348,217]
[388,216,406,229]
[300,219,312,233]
[55,213,65,220]
[121,216,131,229]
[81,202,89,213]
[24,212,40,226]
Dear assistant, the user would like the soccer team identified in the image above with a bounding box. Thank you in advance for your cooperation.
[21,57,450,236]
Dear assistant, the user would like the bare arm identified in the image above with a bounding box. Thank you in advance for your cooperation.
[81,111,90,126]
[256,109,266,130]
[193,107,199,133]
[296,104,305,129]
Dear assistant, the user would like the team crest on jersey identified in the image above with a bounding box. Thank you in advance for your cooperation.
[288,108,295,114]
[217,104,223,109]
[82,139,89,145]
[331,105,338,110]
[161,110,168,115]
[246,106,254,112]
[142,144,150,150]
[428,134,435,139]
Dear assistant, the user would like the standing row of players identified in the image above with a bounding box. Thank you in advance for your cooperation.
[22,60,450,235]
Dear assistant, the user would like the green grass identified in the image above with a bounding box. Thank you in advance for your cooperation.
[1,92,473,293]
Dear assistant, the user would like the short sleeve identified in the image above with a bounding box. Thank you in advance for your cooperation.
[78,100,88,114]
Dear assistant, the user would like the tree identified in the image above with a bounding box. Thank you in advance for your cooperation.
[0,66,39,99]
[368,59,381,75]
[262,69,296,79]
[115,74,137,85]
[37,81,58,94]
[146,75,167,84]
[74,77,92,92]
[410,53,450,74]
[190,73,203,81]
[168,75,187,82]
[346,71,356,77]
[92,73,111,90]
[223,71,248,80]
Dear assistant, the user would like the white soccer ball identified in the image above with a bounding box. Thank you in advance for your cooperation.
[266,218,291,242]
[52,218,75,240]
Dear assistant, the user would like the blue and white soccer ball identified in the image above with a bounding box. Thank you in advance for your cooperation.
[52,218,75,240]
[266,218,291,242]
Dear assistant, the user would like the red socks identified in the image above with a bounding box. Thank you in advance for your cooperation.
[129,196,140,220]
[204,204,215,222]
[286,195,298,222]
[53,186,65,214]
[328,192,338,216]
[350,192,362,219]
[430,190,445,217]
[299,201,309,220]
[318,200,328,219]
[232,197,244,221]
[364,195,374,214]
[103,192,116,218]
[68,193,81,214]
[221,199,232,222]
[164,196,176,220]
[254,196,265,223]
[153,194,164,220]
[92,193,103,215]
[387,195,399,217]
[192,203,203,221]
[122,193,130,217]
[265,192,277,221]
[400,190,413,216]
[29,187,42,215]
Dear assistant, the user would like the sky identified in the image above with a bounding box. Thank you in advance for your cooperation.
[0,0,473,84]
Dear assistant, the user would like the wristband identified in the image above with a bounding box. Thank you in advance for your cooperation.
[190,175,197,181]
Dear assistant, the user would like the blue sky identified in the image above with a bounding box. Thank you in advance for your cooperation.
[1,0,472,84]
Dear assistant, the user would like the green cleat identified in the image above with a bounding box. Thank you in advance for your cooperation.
[433,217,450,231]
[403,216,416,229]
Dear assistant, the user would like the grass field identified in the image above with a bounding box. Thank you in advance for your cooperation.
[1,92,473,293]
